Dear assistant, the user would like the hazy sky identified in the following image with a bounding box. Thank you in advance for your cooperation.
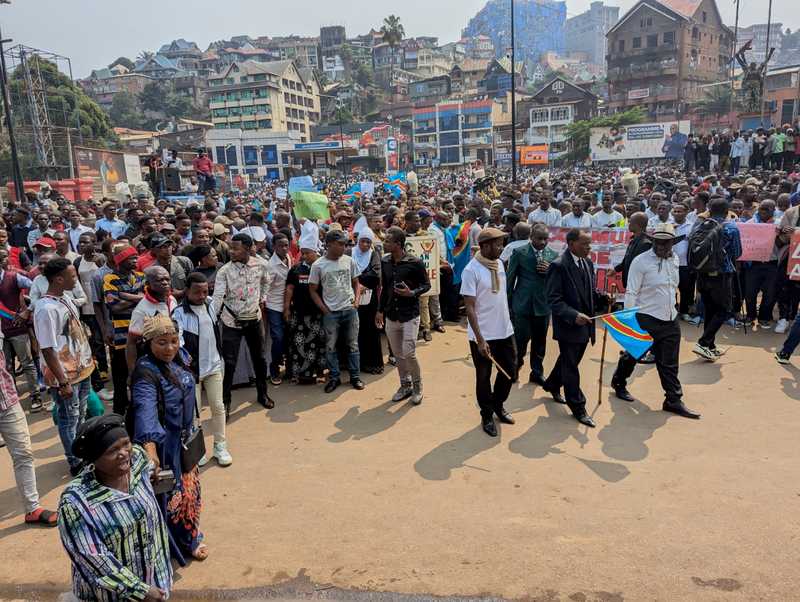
[1,0,794,78]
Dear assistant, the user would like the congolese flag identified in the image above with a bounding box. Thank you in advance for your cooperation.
[601,308,654,360]
[446,220,473,285]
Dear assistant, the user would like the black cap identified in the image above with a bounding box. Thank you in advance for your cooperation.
[72,414,128,464]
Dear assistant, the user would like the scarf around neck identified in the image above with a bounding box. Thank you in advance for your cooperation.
[474,250,500,293]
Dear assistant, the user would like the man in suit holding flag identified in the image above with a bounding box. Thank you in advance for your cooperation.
[610,223,700,419]
[543,229,610,428]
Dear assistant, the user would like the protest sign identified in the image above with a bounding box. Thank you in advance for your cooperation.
[547,227,631,293]
[406,235,441,296]
[787,231,800,281]
[292,191,330,221]
[288,175,315,194]
[275,187,288,200]
[736,222,777,262]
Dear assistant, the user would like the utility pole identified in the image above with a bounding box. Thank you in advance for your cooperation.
[0,28,24,202]
[758,0,773,128]
[510,0,518,183]
[729,0,740,117]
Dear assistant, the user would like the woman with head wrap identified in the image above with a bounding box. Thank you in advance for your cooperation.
[58,413,172,601]
[350,227,384,374]
[129,314,208,565]
[284,221,328,383]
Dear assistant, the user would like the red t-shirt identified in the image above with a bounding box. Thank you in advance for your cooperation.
[193,156,213,175]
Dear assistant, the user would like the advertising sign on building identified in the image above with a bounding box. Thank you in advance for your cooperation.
[627,88,650,100]
[519,144,549,166]
[75,146,139,196]
[386,137,399,175]
[589,120,691,161]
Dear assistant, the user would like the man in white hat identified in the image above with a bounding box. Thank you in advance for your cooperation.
[611,223,700,419]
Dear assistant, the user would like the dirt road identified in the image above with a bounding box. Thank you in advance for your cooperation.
[0,321,797,601]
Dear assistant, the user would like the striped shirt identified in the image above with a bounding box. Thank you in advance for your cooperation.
[102,270,145,350]
[0,344,21,412]
[58,446,172,601]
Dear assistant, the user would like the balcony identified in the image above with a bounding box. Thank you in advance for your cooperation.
[462,121,492,130]
[415,141,437,150]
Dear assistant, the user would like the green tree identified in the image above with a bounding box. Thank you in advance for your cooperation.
[562,106,646,164]
[138,81,169,114]
[354,62,374,89]
[692,84,740,121]
[164,92,193,120]
[109,90,143,128]
[109,56,135,71]
[380,15,405,93]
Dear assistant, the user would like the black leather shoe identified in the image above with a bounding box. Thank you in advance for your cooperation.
[613,386,635,402]
[324,378,341,394]
[496,409,515,424]
[529,373,546,387]
[663,401,701,419]
[482,417,498,437]
[350,378,365,390]
[542,384,567,404]
[574,412,596,428]
[434,323,446,333]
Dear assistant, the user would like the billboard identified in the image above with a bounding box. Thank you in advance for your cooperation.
[589,120,691,162]
[74,146,143,196]
[519,144,549,166]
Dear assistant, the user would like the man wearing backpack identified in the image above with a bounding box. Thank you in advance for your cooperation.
[691,197,742,361]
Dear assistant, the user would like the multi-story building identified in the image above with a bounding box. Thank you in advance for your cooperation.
[134,54,189,79]
[414,48,453,78]
[736,23,783,65]
[216,45,273,67]
[753,64,800,129]
[206,127,302,181]
[81,71,154,111]
[409,75,452,105]
[256,36,321,70]
[479,57,527,98]
[450,58,492,98]
[606,0,733,120]
[320,25,347,56]
[439,40,467,64]
[463,0,566,67]
[465,35,496,60]
[521,76,599,159]
[565,2,620,69]
[540,51,606,82]
[208,60,320,142]
[158,39,203,72]
[412,99,494,167]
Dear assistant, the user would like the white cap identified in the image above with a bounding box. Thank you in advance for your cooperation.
[240,226,266,243]
[299,220,320,252]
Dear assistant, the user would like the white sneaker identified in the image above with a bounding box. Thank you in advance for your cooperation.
[692,343,718,362]
[775,319,789,334]
[213,442,233,466]
[198,454,210,467]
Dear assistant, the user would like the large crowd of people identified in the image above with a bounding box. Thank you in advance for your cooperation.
[0,129,799,599]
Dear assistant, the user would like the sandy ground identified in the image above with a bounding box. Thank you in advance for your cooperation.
[0,320,798,601]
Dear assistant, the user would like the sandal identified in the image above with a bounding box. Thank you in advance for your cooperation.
[191,543,209,561]
[25,508,57,527]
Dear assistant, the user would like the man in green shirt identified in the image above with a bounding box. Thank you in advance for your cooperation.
[506,223,558,385]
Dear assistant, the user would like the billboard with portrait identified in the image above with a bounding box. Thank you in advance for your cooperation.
[74,147,129,196]
[589,120,690,162]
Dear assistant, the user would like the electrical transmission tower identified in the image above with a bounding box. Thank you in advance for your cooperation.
[18,47,56,173]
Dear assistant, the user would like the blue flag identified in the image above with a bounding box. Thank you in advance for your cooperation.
[600,309,654,360]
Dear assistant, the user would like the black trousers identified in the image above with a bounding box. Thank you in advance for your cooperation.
[678,266,696,315]
[81,314,108,390]
[440,269,461,322]
[221,321,268,407]
[468,336,517,420]
[698,273,732,349]
[512,313,549,380]
[776,261,800,321]
[744,261,778,321]
[545,340,589,415]
[613,314,683,404]
[110,347,129,417]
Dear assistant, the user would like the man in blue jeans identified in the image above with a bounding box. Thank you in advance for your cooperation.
[309,229,365,393]
[33,257,95,475]
[266,233,291,384]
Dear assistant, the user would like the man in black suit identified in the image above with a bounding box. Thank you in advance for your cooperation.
[543,229,610,427]
[613,212,651,288]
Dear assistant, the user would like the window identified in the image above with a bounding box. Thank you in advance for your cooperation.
[225,146,238,166]
[692,27,699,40]
[243,146,259,165]
[215,146,227,164]
[282,78,289,86]
[618,39,625,53]
[646,17,652,27]
[702,11,707,23]
[663,31,675,45]
[284,92,290,103]
[551,106,570,121]
[258,119,272,129]
[647,34,658,48]
[633,37,642,49]
[256,88,269,98]
[260,145,278,165]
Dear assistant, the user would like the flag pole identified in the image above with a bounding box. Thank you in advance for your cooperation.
[597,281,617,406]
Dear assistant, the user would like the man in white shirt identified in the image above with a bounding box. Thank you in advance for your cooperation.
[527,194,561,227]
[561,200,592,228]
[591,197,624,228]
[647,199,675,230]
[610,223,700,419]
[66,210,92,253]
[671,202,696,320]
[265,233,291,385]
[461,228,517,437]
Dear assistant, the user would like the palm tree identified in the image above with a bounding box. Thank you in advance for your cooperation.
[692,84,741,124]
[380,15,405,98]
[136,50,155,63]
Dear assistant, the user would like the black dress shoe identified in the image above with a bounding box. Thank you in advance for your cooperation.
[496,409,515,424]
[324,378,341,394]
[613,386,635,402]
[542,384,567,404]
[265,396,275,409]
[663,401,701,419]
[529,373,546,387]
[574,412,596,428]
[350,378,365,390]
[482,417,498,437]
